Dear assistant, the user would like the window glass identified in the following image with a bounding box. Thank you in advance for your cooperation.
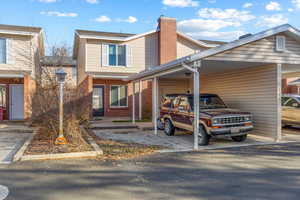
[110,85,128,107]
[117,45,126,66]
[119,85,127,106]
[0,39,6,64]
[282,97,290,106]
[109,44,117,66]
[189,95,227,110]
[110,86,119,106]
[285,98,299,107]
[178,97,189,110]
[162,97,172,108]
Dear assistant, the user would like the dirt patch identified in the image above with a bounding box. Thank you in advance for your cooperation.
[88,130,163,160]
[24,127,92,155]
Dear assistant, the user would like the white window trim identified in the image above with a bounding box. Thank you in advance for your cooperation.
[109,85,128,108]
[276,35,286,52]
[0,37,7,64]
[107,44,127,67]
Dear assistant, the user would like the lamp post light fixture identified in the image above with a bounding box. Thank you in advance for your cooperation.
[55,68,67,145]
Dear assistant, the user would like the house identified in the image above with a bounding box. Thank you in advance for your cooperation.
[0,24,44,120]
[73,16,220,119]
[282,78,300,94]
[126,23,300,148]
[41,56,77,86]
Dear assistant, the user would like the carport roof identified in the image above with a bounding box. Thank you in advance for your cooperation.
[126,24,300,81]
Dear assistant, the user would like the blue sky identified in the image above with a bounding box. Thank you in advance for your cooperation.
[1,0,300,53]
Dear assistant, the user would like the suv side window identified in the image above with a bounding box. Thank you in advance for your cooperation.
[282,97,290,106]
[285,98,299,107]
[178,97,190,111]
[162,97,172,108]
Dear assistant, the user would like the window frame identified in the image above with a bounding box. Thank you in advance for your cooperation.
[107,44,127,67]
[109,85,128,108]
[0,38,7,64]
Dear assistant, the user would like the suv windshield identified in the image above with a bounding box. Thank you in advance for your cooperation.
[189,95,227,109]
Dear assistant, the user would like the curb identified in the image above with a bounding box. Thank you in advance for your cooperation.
[12,128,38,162]
[16,127,103,162]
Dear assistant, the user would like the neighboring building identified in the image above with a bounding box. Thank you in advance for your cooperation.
[73,16,219,118]
[0,24,44,120]
[41,56,77,86]
[282,78,300,94]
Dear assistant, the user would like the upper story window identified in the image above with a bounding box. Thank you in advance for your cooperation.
[0,38,6,64]
[102,44,132,67]
[108,44,126,66]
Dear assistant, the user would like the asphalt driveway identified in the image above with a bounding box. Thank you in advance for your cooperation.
[0,143,300,200]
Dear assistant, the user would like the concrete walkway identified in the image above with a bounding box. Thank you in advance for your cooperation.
[0,123,33,164]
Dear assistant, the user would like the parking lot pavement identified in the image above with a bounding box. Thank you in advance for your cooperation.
[1,142,300,200]
[94,129,276,151]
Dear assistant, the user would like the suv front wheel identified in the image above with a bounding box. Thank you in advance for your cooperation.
[164,119,175,136]
[199,126,210,146]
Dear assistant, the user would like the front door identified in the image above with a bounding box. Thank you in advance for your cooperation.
[93,85,104,117]
[9,84,24,120]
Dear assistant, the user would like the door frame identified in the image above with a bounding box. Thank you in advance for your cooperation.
[9,84,24,120]
[93,84,105,117]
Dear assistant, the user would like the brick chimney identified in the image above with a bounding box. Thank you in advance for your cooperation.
[158,16,177,65]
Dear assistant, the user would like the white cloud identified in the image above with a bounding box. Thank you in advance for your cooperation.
[288,8,294,12]
[186,30,245,41]
[243,2,253,8]
[117,16,138,23]
[95,15,111,22]
[256,14,288,27]
[178,18,240,33]
[38,0,57,3]
[40,11,78,17]
[198,8,255,22]
[86,0,98,3]
[162,0,199,7]
[265,1,281,11]
[292,0,300,9]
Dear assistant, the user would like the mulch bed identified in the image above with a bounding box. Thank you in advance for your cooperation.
[24,127,93,155]
[88,130,163,160]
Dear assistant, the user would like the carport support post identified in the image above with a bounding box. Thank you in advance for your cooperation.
[193,65,200,150]
[139,80,142,120]
[153,77,158,135]
[132,82,135,124]
[276,63,282,142]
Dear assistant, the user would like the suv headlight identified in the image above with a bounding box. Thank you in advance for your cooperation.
[245,116,251,121]
[212,118,219,125]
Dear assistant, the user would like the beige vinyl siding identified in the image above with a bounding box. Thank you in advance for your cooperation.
[85,33,159,73]
[158,78,191,104]
[177,35,206,59]
[200,65,278,138]
[207,34,300,64]
[0,34,33,72]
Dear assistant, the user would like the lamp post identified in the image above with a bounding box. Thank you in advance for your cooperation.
[55,68,67,145]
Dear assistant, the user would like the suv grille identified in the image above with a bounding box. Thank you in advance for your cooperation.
[215,116,250,125]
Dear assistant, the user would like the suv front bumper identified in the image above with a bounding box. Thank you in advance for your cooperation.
[209,125,253,137]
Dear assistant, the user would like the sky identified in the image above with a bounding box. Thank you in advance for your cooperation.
[1,0,300,54]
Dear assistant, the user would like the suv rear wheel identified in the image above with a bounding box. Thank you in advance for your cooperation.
[231,134,247,142]
[164,119,175,136]
[199,126,210,146]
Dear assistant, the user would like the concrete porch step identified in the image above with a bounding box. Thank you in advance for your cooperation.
[0,124,34,133]
[90,123,139,130]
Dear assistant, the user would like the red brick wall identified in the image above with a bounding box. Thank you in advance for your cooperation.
[158,17,177,65]
[141,80,152,119]
[282,78,300,94]
[77,75,93,120]
[93,79,132,117]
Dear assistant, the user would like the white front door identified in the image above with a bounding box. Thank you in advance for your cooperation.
[9,84,24,120]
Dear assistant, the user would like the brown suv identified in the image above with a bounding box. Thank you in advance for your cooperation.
[159,94,253,145]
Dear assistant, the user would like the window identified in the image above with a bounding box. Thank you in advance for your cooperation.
[108,44,126,66]
[276,36,286,52]
[282,97,290,106]
[285,98,299,107]
[178,97,189,111]
[110,85,128,107]
[0,38,6,64]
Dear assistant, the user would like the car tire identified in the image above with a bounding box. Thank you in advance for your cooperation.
[231,134,247,142]
[164,119,175,136]
[199,126,210,146]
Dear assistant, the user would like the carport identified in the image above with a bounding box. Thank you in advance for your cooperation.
[125,24,300,150]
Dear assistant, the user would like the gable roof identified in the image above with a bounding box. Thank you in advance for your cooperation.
[73,29,217,58]
[0,24,42,36]
[126,24,300,81]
